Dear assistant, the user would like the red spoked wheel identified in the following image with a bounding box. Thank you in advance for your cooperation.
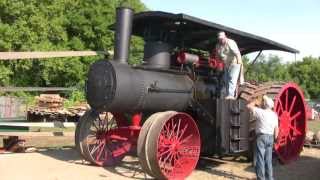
[137,112,163,177]
[80,110,133,166]
[240,82,307,164]
[144,111,201,179]
[273,83,307,163]
[75,110,92,161]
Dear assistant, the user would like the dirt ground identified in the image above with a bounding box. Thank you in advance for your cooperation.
[1,137,320,180]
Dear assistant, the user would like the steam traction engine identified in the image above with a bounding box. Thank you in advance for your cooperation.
[75,8,307,179]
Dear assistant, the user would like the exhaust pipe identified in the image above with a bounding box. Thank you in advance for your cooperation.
[114,7,134,64]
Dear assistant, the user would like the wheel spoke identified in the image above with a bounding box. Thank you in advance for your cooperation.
[173,155,183,169]
[87,134,97,139]
[158,148,172,157]
[289,133,293,140]
[89,139,101,154]
[103,119,109,132]
[93,121,100,131]
[111,141,129,158]
[177,124,189,141]
[109,117,116,130]
[288,95,297,114]
[287,133,292,141]
[180,134,193,145]
[168,123,177,140]
[175,118,182,141]
[90,139,103,156]
[161,151,174,165]
[164,123,171,137]
[171,119,175,133]
[100,115,108,132]
[96,140,106,161]
[277,99,284,114]
[160,153,174,172]
[290,111,302,121]
[100,120,106,132]
[87,134,98,144]
[105,112,109,121]
[169,152,175,164]
[98,116,103,129]
[105,143,117,160]
[289,125,302,135]
[285,90,289,111]
[88,128,98,135]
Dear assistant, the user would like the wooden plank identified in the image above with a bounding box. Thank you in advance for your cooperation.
[0,122,76,128]
[0,132,74,137]
[0,51,106,60]
[0,87,76,92]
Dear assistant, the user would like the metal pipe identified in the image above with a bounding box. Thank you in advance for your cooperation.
[245,50,263,75]
[114,7,134,64]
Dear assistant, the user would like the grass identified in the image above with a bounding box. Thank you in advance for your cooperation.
[29,127,75,132]
[307,120,320,132]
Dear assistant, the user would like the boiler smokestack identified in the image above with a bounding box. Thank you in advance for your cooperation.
[114,7,134,64]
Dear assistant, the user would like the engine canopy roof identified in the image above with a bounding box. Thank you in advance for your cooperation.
[112,11,298,55]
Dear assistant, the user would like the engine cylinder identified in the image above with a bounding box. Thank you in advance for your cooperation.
[144,41,171,69]
[86,60,193,112]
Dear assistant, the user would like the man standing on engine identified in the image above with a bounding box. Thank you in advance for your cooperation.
[215,31,243,100]
[247,95,279,180]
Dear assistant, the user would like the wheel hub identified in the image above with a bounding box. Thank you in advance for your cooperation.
[279,111,291,134]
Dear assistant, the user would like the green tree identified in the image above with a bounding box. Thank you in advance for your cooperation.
[288,56,320,99]
[244,54,290,83]
[0,0,146,89]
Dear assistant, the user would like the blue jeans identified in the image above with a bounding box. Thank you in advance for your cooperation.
[255,134,274,180]
[225,64,241,97]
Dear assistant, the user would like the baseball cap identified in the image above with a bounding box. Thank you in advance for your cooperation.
[263,95,274,109]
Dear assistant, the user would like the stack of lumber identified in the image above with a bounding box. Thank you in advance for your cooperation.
[67,103,90,116]
[36,94,64,110]
[28,94,89,121]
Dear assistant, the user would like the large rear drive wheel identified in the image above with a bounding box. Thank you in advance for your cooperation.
[240,82,307,164]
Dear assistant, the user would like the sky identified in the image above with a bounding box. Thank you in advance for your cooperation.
[140,0,320,62]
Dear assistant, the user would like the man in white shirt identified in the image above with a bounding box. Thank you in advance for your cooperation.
[215,31,244,100]
[247,95,279,180]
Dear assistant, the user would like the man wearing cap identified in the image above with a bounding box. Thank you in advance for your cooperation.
[247,95,279,180]
[214,31,243,100]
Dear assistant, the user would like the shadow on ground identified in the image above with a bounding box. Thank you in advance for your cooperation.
[38,147,153,179]
[38,147,253,179]
[197,156,255,180]
[270,155,320,180]
[38,146,80,161]
[104,159,154,180]
[38,147,320,180]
